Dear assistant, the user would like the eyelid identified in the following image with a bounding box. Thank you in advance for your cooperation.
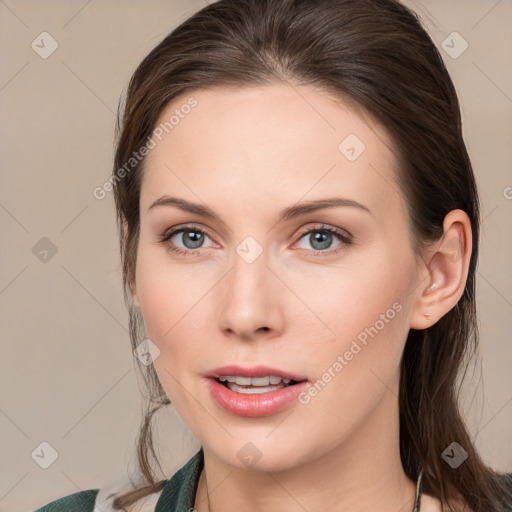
[160,223,214,241]
[157,222,353,257]
[157,224,218,250]
[294,223,352,241]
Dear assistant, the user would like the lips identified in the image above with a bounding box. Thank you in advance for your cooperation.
[205,365,309,417]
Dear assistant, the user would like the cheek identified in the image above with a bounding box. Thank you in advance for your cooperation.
[290,279,410,446]
[134,259,216,409]
[293,256,412,345]
[135,248,212,345]
[289,248,415,395]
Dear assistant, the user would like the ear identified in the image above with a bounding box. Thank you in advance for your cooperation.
[410,209,472,330]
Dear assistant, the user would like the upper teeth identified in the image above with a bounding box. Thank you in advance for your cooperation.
[218,376,291,386]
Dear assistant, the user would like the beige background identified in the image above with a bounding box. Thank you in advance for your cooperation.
[0,1,511,510]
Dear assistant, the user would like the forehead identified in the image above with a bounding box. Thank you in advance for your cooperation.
[141,84,404,221]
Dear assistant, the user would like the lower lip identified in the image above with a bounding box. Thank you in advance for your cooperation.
[206,378,308,417]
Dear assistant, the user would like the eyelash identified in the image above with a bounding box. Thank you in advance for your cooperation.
[157,223,352,258]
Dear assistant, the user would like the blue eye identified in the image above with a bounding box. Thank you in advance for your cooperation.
[158,226,213,256]
[157,223,352,257]
[294,224,352,257]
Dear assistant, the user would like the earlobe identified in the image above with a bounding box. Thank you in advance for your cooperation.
[410,209,472,330]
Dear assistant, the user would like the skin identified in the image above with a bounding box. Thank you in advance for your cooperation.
[131,84,472,512]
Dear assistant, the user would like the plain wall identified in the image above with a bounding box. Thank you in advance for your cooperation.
[0,1,511,510]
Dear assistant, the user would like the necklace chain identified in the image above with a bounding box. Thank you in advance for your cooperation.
[205,467,212,512]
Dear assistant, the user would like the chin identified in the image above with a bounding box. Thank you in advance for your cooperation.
[201,434,317,473]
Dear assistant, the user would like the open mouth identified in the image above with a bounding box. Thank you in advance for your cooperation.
[216,375,300,394]
[207,369,310,416]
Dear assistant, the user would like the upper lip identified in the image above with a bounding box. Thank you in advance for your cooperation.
[206,365,308,382]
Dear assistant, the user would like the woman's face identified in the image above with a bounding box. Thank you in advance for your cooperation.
[133,84,427,471]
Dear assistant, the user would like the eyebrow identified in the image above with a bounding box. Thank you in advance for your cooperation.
[148,195,371,223]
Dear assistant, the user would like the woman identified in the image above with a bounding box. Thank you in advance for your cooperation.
[35,0,512,511]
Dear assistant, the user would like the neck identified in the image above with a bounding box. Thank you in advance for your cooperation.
[194,376,417,512]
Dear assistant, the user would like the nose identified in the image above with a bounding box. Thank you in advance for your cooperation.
[217,247,285,341]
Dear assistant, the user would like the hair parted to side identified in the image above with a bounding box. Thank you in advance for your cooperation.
[109,0,512,510]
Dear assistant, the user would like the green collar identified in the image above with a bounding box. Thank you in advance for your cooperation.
[155,448,204,512]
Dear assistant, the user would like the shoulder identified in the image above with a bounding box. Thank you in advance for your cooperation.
[33,489,100,512]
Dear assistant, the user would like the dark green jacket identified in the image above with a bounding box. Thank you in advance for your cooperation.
[34,448,204,512]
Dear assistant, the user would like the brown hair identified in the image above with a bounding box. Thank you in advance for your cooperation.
[109,0,512,510]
